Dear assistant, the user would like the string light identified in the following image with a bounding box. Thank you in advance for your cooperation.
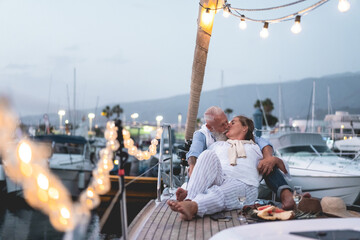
[201,8,213,26]
[223,4,230,18]
[338,0,350,12]
[291,15,302,34]
[238,15,247,30]
[260,22,269,39]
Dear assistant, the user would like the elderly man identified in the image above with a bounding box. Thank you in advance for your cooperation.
[184,106,295,210]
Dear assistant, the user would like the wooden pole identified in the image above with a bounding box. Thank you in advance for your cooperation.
[185,0,220,140]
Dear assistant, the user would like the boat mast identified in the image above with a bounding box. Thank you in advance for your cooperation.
[74,68,77,132]
[327,85,333,115]
[220,70,224,109]
[311,81,316,133]
[278,84,282,125]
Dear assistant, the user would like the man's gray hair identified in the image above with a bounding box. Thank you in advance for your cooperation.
[204,106,224,123]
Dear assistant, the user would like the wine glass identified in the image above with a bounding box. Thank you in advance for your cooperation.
[238,194,247,224]
[293,186,302,206]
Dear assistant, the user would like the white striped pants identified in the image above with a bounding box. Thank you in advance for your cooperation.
[187,150,258,217]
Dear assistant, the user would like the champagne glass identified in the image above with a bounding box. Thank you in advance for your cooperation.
[238,194,247,224]
[293,186,302,206]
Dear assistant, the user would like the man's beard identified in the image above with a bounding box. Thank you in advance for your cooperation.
[213,131,228,141]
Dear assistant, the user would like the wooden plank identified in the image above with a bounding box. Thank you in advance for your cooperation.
[170,212,182,240]
[231,209,241,227]
[195,216,204,240]
[178,219,189,240]
[161,209,177,240]
[210,217,219,236]
[187,217,196,240]
[203,216,212,240]
[145,201,167,239]
[136,201,163,239]
[153,203,171,240]
[218,219,226,232]
[225,211,234,229]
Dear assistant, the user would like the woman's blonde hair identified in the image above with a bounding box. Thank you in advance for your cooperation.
[234,115,255,141]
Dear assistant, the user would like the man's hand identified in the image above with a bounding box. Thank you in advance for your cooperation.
[258,145,288,175]
[187,156,197,177]
[258,156,287,175]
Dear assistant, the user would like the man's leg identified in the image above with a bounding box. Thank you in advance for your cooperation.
[264,167,295,210]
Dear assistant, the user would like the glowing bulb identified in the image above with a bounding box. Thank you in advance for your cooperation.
[48,187,59,199]
[87,189,94,198]
[338,0,350,12]
[37,173,49,190]
[223,7,230,18]
[291,15,302,34]
[114,159,119,165]
[136,151,144,161]
[60,207,71,219]
[128,146,138,156]
[151,139,158,146]
[239,19,247,30]
[18,141,32,163]
[122,129,130,140]
[143,151,151,160]
[201,8,213,26]
[260,22,269,39]
[104,129,117,141]
[124,138,134,148]
[106,121,115,130]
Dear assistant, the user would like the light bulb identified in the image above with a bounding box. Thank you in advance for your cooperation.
[260,22,269,39]
[338,0,350,12]
[37,173,49,190]
[291,16,302,34]
[223,8,230,18]
[201,8,213,26]
[18,141,32,163]
[239,19,247,30]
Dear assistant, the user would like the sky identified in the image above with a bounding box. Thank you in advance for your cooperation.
[0,0,359,117]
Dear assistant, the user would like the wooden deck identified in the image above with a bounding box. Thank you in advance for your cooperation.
[128,198,247,240]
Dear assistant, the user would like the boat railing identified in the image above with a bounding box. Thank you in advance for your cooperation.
[157,124,175,202]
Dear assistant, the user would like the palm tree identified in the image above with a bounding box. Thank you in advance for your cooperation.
[112,104,123,118]
[185,0,220,140]
[101,106,112,119]
[224,108,233,119]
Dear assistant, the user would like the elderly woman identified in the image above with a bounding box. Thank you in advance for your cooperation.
[168,115,286,220]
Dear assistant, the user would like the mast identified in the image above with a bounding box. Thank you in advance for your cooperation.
[278,84,282,125]
[327,85,332,115]
[220,70,224,109]
[311,81,315,132]
[74,68,77,132]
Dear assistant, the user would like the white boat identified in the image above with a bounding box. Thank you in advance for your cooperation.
[268,132,360,205]
[33,135,96,196]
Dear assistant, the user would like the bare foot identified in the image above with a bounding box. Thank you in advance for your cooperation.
[281,189,295,210]
[167,200,198,220]
[176,188,188,201]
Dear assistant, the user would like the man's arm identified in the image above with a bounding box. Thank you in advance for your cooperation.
[186,131,207,177]
[255,136,288,175]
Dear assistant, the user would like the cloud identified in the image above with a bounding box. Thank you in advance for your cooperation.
[5,64,35,70]
[64,45,79,52]
[101,54,129,64]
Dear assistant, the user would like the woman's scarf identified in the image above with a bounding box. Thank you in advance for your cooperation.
[226,139,255,166]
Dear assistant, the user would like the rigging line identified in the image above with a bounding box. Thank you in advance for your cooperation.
[231,0,329,23]
[125,162,160,187]
[198,2,223,11]
[230,0,308,12]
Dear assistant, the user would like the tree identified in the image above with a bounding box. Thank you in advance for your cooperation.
[224,108,233,119]
[112,104,123,118]
[101,106,112,119]
[254,98,274,114]
[254,98,278,127]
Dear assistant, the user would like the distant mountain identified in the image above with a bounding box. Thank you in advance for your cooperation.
[21,72,360,126]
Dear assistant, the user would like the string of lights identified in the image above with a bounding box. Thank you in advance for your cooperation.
[0,99,162,232]
[200,0,351,38]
